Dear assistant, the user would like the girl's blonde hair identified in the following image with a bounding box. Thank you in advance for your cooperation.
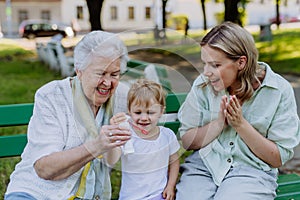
[200,21,259,102]
[127,79,166,111]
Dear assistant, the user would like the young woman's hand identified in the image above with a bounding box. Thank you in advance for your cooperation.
[219,95,229,128]
[224,95,244,128]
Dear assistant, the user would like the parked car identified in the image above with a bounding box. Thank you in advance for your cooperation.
[19,19,74,39]
[269,14,300,24]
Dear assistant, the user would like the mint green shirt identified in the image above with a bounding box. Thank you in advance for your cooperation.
[178,62,300,186]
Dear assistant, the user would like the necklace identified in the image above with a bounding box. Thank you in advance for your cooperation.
[128,120,149,135]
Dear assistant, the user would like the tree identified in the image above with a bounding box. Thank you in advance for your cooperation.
[224,0,241,25]
[275,0,280,28]
[86,0,105,31]
[162,0,168,28]
[200,0,207,30]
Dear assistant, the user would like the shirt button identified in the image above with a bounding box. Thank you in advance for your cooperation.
[229,142,234,146]
[227,158,232,163]
[95,195,100,200]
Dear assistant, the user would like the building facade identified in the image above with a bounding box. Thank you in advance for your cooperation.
[0,0,159,35]
[0,0,299,35]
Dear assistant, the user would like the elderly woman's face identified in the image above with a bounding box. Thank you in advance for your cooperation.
[76,57,121,108]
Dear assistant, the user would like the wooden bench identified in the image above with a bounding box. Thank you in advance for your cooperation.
[1,93,300,199]
[36,41,74,77]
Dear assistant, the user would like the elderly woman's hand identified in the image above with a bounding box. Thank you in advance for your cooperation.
[86,124,131,158]
[110,112,127,125]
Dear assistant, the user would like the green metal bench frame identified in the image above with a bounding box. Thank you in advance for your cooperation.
[1,93,299,199]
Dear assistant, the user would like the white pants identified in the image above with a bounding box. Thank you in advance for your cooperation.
[176,151,277,200]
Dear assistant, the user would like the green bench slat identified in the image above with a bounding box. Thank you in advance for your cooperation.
[0,134,27,157]
[165,93,187,113]
[127,59,149,68]
[278,173,300,185]
[123,68,144,78]
[0,103,33,127]
[276,173,300,199]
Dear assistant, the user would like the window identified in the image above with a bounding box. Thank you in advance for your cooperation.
[77,6,83,20]
[18,10,28,24]
[41,10,50,20]
[128,6,134,20]
[145,7,151,19]
[110,6,117,20]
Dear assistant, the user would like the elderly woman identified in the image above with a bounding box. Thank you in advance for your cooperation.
[5,31,131,200]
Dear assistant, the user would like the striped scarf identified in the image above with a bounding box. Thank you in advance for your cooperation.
[68,76,113,200]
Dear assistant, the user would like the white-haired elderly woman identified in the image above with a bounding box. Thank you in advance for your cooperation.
[5,31,131,200]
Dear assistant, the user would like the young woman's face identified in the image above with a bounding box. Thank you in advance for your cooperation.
[129,99,163,135]
[76,57,121,109]
[201,45,241,93]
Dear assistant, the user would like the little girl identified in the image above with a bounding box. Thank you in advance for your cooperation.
[109,79,180,200]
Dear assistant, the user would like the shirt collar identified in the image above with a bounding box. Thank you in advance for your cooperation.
[258,61,279,89]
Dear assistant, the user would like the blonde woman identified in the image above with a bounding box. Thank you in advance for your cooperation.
[176,22,300,200]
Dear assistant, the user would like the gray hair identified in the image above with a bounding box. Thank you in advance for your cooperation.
[73,31,129,73]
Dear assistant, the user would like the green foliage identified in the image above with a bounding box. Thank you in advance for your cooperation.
[167,14,188,30]
[255,28,300,75]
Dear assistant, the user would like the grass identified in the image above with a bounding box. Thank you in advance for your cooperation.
[0,26,300,199]
[255,29,300,75]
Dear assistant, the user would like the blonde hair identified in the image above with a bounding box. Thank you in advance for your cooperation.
[127,79,166,111]
[200,21,259,102]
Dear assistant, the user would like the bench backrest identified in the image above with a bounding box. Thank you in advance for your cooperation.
[0,103,33,157]
[0,93,187,158]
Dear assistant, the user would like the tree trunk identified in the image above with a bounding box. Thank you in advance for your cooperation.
[162,0,168,29]
[275,0,280,28]
[224,0,241,25]
[200,0,207,30]
[86,0,104,31]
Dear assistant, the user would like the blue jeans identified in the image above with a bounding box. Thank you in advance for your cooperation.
[5,192,37,200]
[176,151,278,200]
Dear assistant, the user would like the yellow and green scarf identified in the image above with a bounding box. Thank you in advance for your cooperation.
[69,76,113,200]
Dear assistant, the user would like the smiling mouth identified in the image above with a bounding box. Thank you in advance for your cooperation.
[128,121,149,135]
[97,88,110,95]
[210,79,220,84]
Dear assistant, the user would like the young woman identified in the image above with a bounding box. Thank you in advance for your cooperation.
[176,21,300,200]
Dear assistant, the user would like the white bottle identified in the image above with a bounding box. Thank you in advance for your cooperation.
[119,115,134,155]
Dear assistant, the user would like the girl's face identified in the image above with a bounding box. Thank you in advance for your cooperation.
[201,45,242,93]
[128,98,164,135]
[76,57,121,110]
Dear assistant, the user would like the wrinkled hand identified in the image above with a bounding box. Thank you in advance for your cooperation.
[110,112,127,125]
[224,95,244,128]
[87,124,131,158]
